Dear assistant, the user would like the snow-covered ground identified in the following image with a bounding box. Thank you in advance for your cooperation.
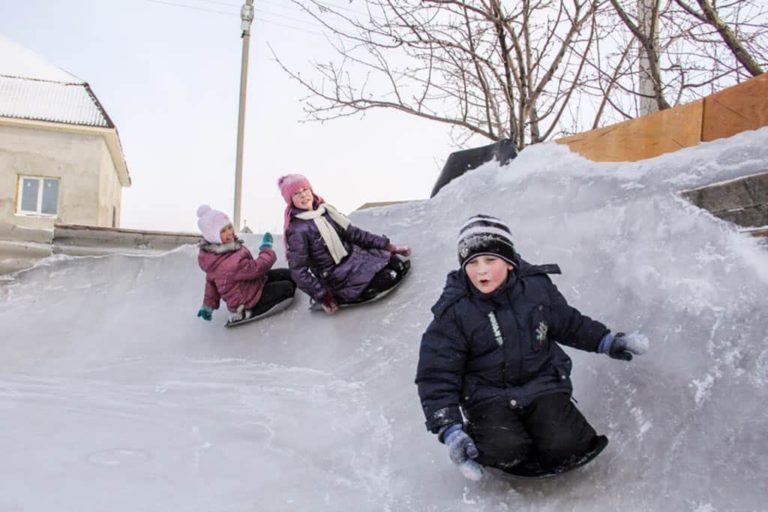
[2,129,768,511]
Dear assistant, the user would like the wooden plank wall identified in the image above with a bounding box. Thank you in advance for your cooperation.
[556,74,768,162]
[556,101,703,162]
[702,74,768,142]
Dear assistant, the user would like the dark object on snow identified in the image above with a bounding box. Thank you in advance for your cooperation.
[431,139,517,197]
[310,257,411,311]
[502,434,608,478]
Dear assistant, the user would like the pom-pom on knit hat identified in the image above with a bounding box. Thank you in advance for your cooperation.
[197,204,232,244]
[457,214,518,269]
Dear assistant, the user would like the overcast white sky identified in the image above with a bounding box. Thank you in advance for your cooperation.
[0,0,461,233]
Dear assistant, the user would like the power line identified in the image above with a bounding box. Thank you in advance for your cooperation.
[145,0,237,16]
[260,0,390,28]
[253,16,325,37]
[258,9,322,28]
[181,0,383,22]
[266,0,372,18]
[184,0,241,7]
[145,0,326,35]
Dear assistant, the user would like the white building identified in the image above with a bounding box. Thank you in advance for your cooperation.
[0,34,130,231]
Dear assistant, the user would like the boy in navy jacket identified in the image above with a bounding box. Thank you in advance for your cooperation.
[415,215,648,480]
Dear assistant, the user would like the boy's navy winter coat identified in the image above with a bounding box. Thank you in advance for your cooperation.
[415,261,610,434]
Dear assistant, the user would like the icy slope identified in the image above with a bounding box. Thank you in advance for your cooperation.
[2,129,768,512]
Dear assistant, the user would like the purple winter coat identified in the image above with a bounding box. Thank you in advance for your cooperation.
[285,208,390,302]
[198,240,277,312]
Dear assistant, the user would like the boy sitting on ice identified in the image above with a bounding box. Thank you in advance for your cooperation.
[415,214,648,480]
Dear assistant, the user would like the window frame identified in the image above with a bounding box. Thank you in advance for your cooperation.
[15,175,61,217]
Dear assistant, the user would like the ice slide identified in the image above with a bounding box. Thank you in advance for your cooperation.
[2,129,768,512]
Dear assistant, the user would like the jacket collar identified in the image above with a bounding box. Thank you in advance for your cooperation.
[431,257,562,318]
[198,239,243,254]
[431,268,519,318]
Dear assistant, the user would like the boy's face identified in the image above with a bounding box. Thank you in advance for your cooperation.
[220,223,235,244]
[292,187,314,210]
[465,255,514,294]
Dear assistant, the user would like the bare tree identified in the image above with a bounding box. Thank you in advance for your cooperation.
[605,0,766,115]
[673,0,764,77]
[607,0,671,111]
[277,0,601,149]
[276,0,767,146]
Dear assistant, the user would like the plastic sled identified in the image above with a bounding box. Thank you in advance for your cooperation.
[309,258,410,312]
[225,296,295,328]
[502,435,608,479]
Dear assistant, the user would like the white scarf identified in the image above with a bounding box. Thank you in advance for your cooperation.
[295,203,352,264]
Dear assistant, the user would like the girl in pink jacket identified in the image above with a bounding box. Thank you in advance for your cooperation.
[196,205,295,323]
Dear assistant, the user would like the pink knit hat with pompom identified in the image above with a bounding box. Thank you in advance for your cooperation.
[196,204,231,244]
[277,174,312,205]
[277,174,325,252]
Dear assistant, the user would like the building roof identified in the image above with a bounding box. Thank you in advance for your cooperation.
[356,200,413,211]
[0,34,112,128]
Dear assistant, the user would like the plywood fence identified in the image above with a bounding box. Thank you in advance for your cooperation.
[556,74,768,162]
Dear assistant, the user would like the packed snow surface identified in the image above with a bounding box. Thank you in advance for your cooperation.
[2,129,768,511]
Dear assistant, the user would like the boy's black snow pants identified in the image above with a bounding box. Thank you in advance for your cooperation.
[251,269,296,315]
[466,392,597,471]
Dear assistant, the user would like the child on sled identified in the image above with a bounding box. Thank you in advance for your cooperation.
[415,214,649,480]
[196,205,296,324]
[277,173,411,315]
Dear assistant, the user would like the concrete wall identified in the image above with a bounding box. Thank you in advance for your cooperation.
[97,140,122,227]
[680,172,768,229]
[0,222,52,274]
[0,123,122,230]
[0,222,200,274]
[52,225,200,257]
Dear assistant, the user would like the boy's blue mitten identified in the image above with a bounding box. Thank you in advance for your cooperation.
[197,305,213,321]
[598,332,649,361]
[441,424,484,481]
[259,232,273,250]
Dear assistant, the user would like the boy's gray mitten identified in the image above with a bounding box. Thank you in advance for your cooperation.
[442,424,484,481]
[599,332,649,361]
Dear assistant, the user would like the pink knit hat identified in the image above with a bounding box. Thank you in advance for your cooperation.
[277,174,325,252]
[277,174,313,205]
[196,204,232,244]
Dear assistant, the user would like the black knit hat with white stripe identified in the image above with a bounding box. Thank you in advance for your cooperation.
[457,214,518,269]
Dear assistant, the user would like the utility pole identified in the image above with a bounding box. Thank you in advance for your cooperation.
[233,0,254,231]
